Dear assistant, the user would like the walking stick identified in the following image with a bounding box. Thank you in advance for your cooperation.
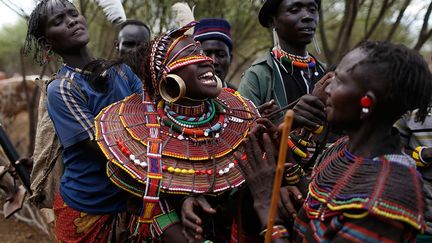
[265,110,294,243]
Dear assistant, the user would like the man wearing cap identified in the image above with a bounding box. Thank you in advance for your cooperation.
[238,0,325,123]
[193,18,234,89]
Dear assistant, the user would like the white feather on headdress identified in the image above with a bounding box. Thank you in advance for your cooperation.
[171,2,195,35]
[95,0,127,25]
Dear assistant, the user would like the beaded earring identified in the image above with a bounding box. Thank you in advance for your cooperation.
[43,45,53,65]
[360,95,373,119]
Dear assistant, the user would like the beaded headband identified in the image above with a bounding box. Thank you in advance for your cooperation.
[149,21,213,97]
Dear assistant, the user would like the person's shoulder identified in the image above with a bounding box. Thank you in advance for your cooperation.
[242,53,272,79]
[46,75,66,94]
[250,52,272,67]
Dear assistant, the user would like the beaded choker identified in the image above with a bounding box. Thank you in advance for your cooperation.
[271,48,316,69]
[166,102,206,117]
[158,99,227,140]
[164,100,215,126]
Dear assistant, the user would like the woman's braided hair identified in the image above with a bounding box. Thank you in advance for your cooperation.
[351,41,432,123]
[24,0,70,65]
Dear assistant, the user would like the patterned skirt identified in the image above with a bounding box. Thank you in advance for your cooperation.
[53,193,115,243]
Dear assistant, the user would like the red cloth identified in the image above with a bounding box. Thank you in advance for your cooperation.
[53,193,114,243]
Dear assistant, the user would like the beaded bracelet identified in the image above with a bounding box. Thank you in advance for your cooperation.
[287,139,309,159]
[259,225,289,241]
[413,146,430,167]
[305,125,324,134]
[284,164,305,185]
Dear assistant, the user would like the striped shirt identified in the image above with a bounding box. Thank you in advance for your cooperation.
[47,64,142,214]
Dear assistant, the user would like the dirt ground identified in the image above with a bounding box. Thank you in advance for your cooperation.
[0,216,50,243]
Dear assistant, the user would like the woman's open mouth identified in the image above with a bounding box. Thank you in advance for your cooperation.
[198,71,216,84]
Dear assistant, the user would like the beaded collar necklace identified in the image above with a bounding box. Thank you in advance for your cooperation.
[158,99,227,140]
[271,48,316,69]
[307,138,424,229]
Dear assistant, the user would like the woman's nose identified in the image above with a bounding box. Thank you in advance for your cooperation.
[66,16,77,28]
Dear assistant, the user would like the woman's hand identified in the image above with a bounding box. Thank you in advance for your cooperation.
[181,195,216,242]
[292,94,326,130]
[255,117,280,145]
[279,185,304,220]
[258,99,279,118]
[237,131,279,226]
[312,72,334,103]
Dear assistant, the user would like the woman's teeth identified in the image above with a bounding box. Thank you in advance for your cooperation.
[198,71,213,79]
[198,72,215,84]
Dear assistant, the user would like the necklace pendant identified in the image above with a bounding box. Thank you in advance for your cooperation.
[178,134,184,140]
[314,71,319,76]
[204,130,209,137]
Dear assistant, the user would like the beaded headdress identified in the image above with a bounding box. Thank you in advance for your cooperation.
[149,21,212,98]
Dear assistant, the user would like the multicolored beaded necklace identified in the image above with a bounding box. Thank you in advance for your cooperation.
[164,100,216,126]
[307,137,424,229]
[271,48,316,69]
[157,99,227,140]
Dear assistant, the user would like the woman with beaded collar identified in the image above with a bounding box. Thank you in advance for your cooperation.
[94,22,259,241]
[239,41,431,242]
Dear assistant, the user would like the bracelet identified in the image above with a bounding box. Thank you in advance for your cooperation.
[289,133,313,147]
[287,138,309,159]
[284,164,305,185]
[259,225,289,240]
[305,125,324,134]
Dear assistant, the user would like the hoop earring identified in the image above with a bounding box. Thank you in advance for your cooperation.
[159,74,186,103]
[215,75,223,94]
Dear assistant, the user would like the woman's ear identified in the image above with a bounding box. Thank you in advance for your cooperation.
[360,91,376,120]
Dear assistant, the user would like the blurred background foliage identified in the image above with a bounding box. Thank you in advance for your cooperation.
[0,0,431,84]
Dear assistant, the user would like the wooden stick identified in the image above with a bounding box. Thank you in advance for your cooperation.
[265,110,294,243]
[263,98,299,119]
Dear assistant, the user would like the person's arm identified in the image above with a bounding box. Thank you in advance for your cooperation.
[238,68,264,107]
[237,130,290,242]
[46,78,95,148]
